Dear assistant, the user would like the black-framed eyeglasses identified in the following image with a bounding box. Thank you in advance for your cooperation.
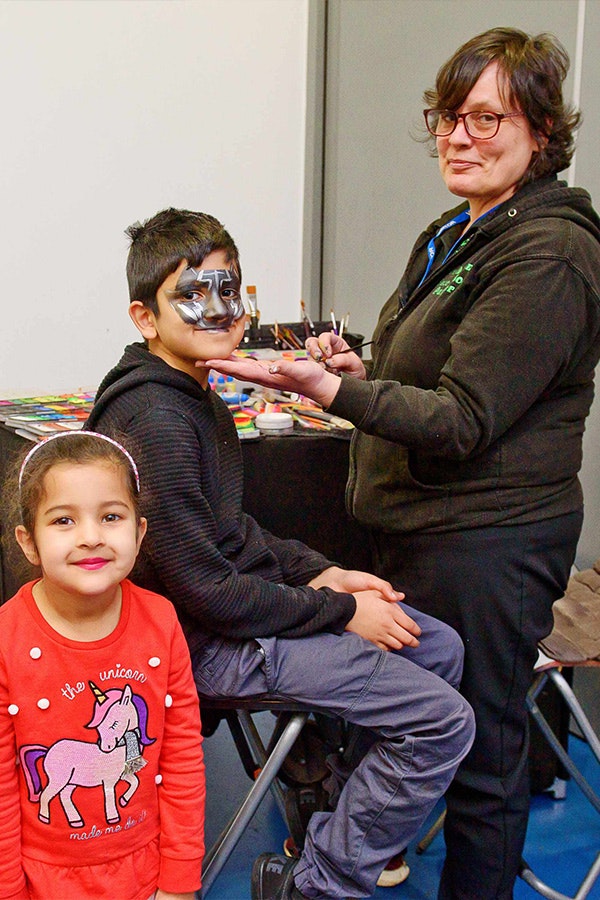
[423,108,524,140]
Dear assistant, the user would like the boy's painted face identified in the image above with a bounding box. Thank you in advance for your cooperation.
[129,249,247,386]
[166,265,245,331]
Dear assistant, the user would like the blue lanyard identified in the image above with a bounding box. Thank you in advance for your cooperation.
[417,210,470,288]
[416,205,502,289]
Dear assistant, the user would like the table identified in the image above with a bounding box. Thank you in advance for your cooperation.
[241,432,371,571]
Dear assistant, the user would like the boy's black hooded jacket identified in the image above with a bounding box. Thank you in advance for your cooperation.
[87,344,355,657]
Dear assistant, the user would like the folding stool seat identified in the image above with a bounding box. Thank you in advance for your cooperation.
[198,694,338,898]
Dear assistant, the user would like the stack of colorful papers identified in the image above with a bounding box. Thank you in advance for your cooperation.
[0,392,96,441]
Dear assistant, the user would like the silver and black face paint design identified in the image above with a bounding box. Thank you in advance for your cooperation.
[166,266,244,330]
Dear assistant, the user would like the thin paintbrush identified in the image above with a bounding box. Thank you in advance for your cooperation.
[305,339,374,367]
[310,340,374,358]
[335,340,374,355]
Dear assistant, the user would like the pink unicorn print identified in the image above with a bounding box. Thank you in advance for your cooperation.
[19,682,156,828]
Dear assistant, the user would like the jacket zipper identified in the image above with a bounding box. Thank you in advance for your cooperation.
[370,230,481,380]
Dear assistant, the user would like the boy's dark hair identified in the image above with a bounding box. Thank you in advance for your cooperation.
[423,27,581,187]
[125,208,241,314]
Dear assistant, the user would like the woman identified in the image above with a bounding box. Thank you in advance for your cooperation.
[205,28,600,899]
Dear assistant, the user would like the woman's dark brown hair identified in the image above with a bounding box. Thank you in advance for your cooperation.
[423,27,581,186]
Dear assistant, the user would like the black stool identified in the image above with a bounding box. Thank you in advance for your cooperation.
[199,695,337,898]
[415,652,600,900]
[519,655,600,900]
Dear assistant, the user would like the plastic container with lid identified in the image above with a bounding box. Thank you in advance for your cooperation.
[254,412,294,435]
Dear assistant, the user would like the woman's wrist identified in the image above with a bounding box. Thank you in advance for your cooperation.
[314,370,344,409]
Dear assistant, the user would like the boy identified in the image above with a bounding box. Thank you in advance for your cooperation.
[86,207,474,899]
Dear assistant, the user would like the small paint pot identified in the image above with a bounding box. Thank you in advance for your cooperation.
[254,412,294,435]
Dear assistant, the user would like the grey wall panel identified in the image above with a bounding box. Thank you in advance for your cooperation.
[575,0,600,570]
[321,0,579,340]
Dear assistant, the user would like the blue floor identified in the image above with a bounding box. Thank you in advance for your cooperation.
[202,714,600,899]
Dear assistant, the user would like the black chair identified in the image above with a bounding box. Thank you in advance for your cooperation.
[198,695,338,898]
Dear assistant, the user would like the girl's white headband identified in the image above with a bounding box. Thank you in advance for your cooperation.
[18,431,141,493]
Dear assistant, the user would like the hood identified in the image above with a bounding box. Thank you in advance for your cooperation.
[430,178,600,247]
[480,177,600,243]
[87,342,207,429]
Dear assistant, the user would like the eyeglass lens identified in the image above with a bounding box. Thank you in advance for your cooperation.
[426,110,501,139]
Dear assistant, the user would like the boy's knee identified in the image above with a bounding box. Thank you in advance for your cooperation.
[424,615,465,687]
[447,692,476,760]
[425,618,466,690]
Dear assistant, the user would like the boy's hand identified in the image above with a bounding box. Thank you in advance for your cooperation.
[309,566,420,651]
[346,592,422,651]
[309,566,400,603]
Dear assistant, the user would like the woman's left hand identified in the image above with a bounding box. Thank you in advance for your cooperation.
[198,355,343,408]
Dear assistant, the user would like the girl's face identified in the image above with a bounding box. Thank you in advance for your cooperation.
[16,461,146,606]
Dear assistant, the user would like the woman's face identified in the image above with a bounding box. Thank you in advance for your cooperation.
[437,62,539,220]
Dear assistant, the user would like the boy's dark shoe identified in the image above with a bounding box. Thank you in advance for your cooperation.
[251,853,308,899]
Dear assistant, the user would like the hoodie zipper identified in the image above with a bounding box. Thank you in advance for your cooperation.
[370,228,481,381]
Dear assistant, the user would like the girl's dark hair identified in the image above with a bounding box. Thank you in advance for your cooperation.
[125,207,241,314]
[3,432,143,585]
[423,27,581,186]
[16,432,142,536]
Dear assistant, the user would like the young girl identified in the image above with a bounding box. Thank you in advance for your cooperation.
[0,431,205,900]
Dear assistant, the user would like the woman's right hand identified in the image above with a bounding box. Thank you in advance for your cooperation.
[305,333,348,359]
[305,334,366,379]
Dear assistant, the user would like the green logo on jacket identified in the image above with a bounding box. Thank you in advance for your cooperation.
[433,262,474,296]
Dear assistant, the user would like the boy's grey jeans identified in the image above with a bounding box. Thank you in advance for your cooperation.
[194,604,475,898]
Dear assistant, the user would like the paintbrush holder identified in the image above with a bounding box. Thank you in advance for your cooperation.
[240,321,365,355]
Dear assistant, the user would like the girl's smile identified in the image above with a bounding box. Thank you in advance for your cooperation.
[73,557,111,570]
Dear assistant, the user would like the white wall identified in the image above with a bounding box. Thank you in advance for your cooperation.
[0,0,309,397]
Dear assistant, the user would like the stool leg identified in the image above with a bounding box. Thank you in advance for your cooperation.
[548,671,600,764]
[415,809,446,854]
[520,666,600,899]
[528,672,600,814]
[201,712,309,897]
[520,852,600,900]
[236,710,289,820]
